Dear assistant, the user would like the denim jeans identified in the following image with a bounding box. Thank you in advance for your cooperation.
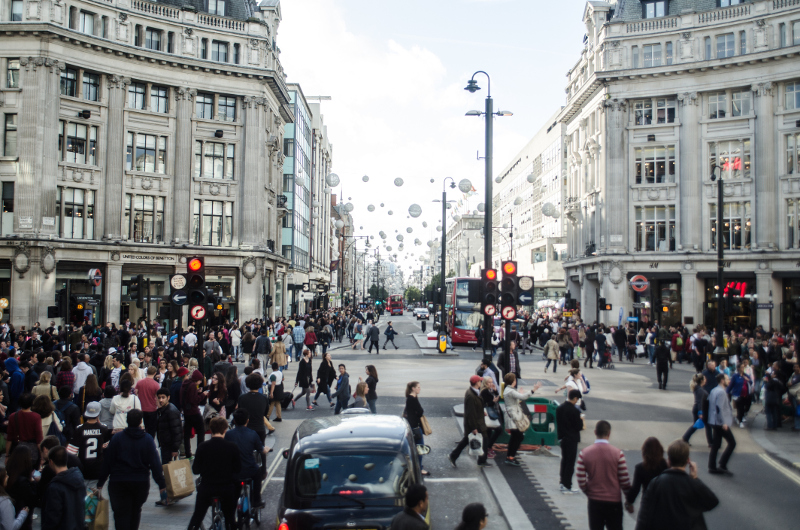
[648,345,655,364]
[367,398,377,414]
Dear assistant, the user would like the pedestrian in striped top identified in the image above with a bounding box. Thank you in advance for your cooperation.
[576,420,631,530]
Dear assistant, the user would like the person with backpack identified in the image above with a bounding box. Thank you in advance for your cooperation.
[41,446,86,530]
[31,396,66,446]
[54,387,80,442]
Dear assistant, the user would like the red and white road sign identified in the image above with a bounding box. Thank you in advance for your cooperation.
[484,305,496,316]
[190,305,207,320]
[630,275,649,293]
[502,306,517,320]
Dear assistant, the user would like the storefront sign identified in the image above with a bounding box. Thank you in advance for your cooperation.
[120,254,177,263]
[757,303,774,310]
[627,316,639,322]
[630,275,649,292]
[18,216,32,229]
[0,298,8,309]
[42,217,55,226]
[562,311,573,317]
[632,302,646,309]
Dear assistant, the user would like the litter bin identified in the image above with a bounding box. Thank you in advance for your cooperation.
[421,320,426,333]
[495,396,560,447]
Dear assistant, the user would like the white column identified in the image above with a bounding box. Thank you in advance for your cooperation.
[105,262,123,325]
[171,87,196,243]
[753,82,776,249]
[240,96,265,247]
[103,75,130,240]
[680,269,699,332]
[678,92,700,250]
[603,99,627,250]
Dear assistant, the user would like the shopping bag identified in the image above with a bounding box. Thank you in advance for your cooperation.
[420,415,433,436]
[693,417,705,429]
[88,498,109,530]
[468,432,483,456]
[85,490,99,525]
[485,416,501,429]
[163,458,195,501]
[574,346,582,359]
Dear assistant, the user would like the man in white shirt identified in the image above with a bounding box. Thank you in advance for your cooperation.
[267,363,284,422]
[184,329,198,349]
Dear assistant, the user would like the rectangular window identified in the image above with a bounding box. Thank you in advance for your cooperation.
[711,201,751,250]
[709,92,726,119]
[716,33,735,59]
[786,81,800,110]
[3,114,17,157]
[643,44,662,68]
[126,194,165,243]
[6,59,19,88]
[731,90,751,117]
[795,21,800,46]
[632,46,639,69]
[11,0,23,21]
[787,133,800,175]
[127,82,146,109]
[709,139,751,180]
[194,140,234,179]
[788,198,800,249]
[635,206,676,251]
[193,199,233,246]
[635,145,676,184]
[705,37,712,60]
[126,132,167,174]
[145,28,161,51]
[719,0,742,6]
[208,0,226,16]
[82,72,99,101]
[201,39,208,60]
[62,122,98,165]
[740,31,746,55]
[79,11,94,35]
[196,93,214,119]
[283,138,294,157]
[218,96,236,122]
[150,85,169,113]
[233,44,240,65]
[780,24,788,48]
[59,187,95,239]
[665,42,673,65]
[1,182,13,236]
[211,41,228,63]
[656,98,676,124]
[643,1,666,18]
[60,68,78,97]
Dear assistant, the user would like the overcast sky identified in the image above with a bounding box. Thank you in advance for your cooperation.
[278,0,588,278]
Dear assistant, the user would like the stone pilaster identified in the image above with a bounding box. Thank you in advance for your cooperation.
[103,75,130,240]
[105,261,123,325]
[678,91,700,250]
[16,57,61,235]
[603,98,627,250]
[753,82,776,249]
[171,87,196,243]
[240,96,264,247]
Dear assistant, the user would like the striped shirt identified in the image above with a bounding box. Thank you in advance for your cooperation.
[576,439,631,503]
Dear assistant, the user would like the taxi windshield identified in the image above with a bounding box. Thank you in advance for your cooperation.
[295,452,412,500]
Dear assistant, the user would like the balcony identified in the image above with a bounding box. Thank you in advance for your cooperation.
[131,0,179,19]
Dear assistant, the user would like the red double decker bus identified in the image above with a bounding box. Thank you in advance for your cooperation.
[445,277,482,345]
[388,294,404,315]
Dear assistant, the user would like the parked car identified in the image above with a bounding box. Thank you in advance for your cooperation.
[277,414,428,530]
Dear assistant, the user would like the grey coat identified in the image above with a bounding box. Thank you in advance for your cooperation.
[707,386,734,427]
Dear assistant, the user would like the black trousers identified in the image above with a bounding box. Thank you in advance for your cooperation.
[368,339,380,353]
[584,348,594,368]
[383,337,397,349]
[507,429,524,459]
[588,499,623,530]
[656,363,669,388]
[451,430,489,464]
[188,484,237,530]
[709,425,736,470]
[560,440,578,489]
[183,412,205,459]
[108,481,151,530]
[735,395,752,423]
[143,410,158,438]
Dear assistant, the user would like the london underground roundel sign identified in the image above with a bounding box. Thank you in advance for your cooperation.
[190,305,206,320]
[630,275,649,293]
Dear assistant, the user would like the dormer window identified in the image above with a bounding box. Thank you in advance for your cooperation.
[643,1,667,19]
[208,0,226,17]
[719,0,742,6]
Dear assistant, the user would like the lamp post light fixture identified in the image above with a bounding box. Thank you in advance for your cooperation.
[465,70,512,352]
[711,165,726,355]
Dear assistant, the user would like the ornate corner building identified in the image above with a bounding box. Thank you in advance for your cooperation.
[561,0,800,331]
[0,0,294,327]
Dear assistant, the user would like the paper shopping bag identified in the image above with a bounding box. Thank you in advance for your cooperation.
[163,458,195,501]
[88,499,109,530]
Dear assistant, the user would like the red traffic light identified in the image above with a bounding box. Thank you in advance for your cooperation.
[503,262,516,275]
[485,269,497,281]
[188,258,203,271]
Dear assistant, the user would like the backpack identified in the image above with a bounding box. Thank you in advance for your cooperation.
[47,414,67,446]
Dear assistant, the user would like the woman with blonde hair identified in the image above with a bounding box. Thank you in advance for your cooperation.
[351,382,368,409]
[502,373,542,466]
[127,362,144,384]
[32,371,58,401]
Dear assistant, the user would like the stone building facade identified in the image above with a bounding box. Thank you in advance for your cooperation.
[561,0,800,331]
[0,0,292,328]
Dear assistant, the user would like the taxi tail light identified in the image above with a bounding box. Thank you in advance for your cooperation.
[278,523,290,530]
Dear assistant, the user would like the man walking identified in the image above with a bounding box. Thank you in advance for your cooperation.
[155,389,182,467]
[42,446,86,530]
[576,420,631,530]
[254,328,272,367]
[449,375,491,468]
[333,364,351,414]
[556,390,583,494]
[367,323,381,354]
[267,362,284,422]
[383,321,399,350]
[292,324,306,362]
[66,402,112,489]
[135,366,161,438]
[707,373,736,475]
[655,342,671,390]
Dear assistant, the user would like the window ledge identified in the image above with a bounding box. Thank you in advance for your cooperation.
[192,177,237,184]
[193,117,240,126]
[125,170,170,179]
[125,107,172,118]
[0,156,19,162]
[0,88,21,93]
[698,114,755,124]
[628,121,680,129]
[60,94,102,106]
[58,162,100,171]
[631,182,677,188]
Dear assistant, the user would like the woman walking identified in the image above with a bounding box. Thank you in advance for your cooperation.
[109,379,142,433]
[729,363,753,428]
[502,373,542,466]
[480,376,502,460]
[544,334,559,373]
[32,371,58,401]
[352,320,365,350]
[241,330,256,364]
[294,348,314,410]
[383,322,398,350]
[405,381,429,476]
[624,437,667,513]
[361,365,379,414]
[351,382,368,409]
[304,326,318,358]
[313,352,336,408]
[682,373,710,446]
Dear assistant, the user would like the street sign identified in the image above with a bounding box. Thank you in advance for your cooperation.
[501,306,517,320]
[757,303,774,310]
[630,275,649,292]
[632,302,646,309]
[627,316,639,322]
[563,311,573,317]
[170,274,187,290]
[171,291,188,306]
[518,276,533,291]
[87,268,102,287]
[0,298,8,309]
[518,292,533,305]
[302,283,310,292]
[190,305,206,320]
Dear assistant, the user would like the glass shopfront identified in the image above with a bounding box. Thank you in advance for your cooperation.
[205,268,237,327]
[0,263,10,324]
[703,277,755,330]
[780,278,800,332]
[631,277,682,329]
[120,269,171,327]
[56,264,105,326]
[275,274,284,318]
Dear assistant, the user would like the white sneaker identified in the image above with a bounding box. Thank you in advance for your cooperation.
[560,484,578,494]
[739,422,745,429]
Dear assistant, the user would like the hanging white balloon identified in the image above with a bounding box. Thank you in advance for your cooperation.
[386,246,393,251]
[388,210,393,215]
[406,227,413,233]
[344,202,354,212]
[397,235,404,241]
[527,173,535,183]
[362,175,369,182]
[427,241,433,247]
[326,173,340,187]
[335,220,345,229]
[453,215,461,222]
[422,221,428,228]
[408,204,422,218]
[514,197,523,206]
[380,203,385,207]
[477,203,485,212]
[367,205,375,212]
[312,200,320,208]
[430,179,435,183]
[379,231,386,238]
[414,238,421,245]
[458,179,473,193]
[394,178,404,187]
[436,225,442,231]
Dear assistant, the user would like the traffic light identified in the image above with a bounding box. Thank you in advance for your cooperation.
[186,257,207,322]
[500,261,518,321]
[129,275,145,309]
[481,268,499,317]
[265,294,273,309]
[661,302,670,314]
[56,289,68,318]
[599,297,612,311]
[207,289,219,313]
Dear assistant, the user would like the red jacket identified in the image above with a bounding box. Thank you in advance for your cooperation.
[304,331,317,345]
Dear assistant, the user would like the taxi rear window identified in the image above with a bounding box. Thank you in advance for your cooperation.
[295,453,412,499]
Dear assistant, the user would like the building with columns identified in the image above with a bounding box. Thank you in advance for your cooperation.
[0,0,292,329]
[561,0,800,331]
[309,101,333,309]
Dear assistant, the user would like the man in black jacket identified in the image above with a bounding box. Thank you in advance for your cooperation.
[55,386,81,441]
[155,389,182,466]
[449,375,491,468]
[556,390,583,494]
[635,440,719,530]
[389,483,429,530]
[367,322,381,354]
[655,343,671,390]
[42,446,86,530]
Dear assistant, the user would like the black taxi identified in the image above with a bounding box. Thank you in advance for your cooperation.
[277,413,429,530]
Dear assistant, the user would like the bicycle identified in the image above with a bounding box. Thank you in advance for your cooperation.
[235,477,262,529]
[200,496,224,530]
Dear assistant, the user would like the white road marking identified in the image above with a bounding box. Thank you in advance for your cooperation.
[262,447,287,494]
[759,454,800,487]
[423,477,479,483]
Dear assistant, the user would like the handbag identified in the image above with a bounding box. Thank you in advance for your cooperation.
[420,415,432,435]
[519,401,533,421]
[485,406,499,421]
[468,432,483,456]
[411,427,423,444]
[693,417,705,429]
[485,416,501,429]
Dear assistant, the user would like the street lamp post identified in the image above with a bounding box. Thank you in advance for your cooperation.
[711,165,726,356]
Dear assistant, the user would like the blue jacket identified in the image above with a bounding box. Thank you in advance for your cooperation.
[4,358,24,403]
[334,372,350,400]
[727,373,751,399]
[384,325,396,338]
[225,426,264,479]
[41,467,86,530]
[97,426,166,489]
